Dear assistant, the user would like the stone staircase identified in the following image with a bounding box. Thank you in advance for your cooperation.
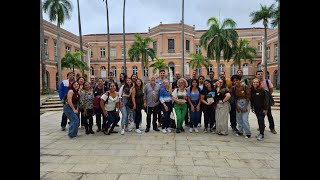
[40,95,63,114]
[271,94,280,110]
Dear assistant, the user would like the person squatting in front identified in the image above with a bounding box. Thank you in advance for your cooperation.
[100,82,120,135]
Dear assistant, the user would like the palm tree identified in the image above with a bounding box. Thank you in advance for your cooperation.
[128,34,156,80]
[103,0,111,75]
[271,0,280,89]
[189,53,211,73]
[40,0,48,94]
[200,17,239,74]
[76,0,84,61]
[150,58,168,74]
[43,0,73,87]
[61,52,87,74]
[250,3,275,79]
[232,39,257,70]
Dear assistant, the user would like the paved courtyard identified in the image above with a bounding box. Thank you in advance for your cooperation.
[40,109,280,180]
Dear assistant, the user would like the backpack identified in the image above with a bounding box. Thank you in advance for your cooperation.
[265,79,275,106]
[92,86,105,109]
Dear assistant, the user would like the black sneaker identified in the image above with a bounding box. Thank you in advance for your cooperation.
[232,127,239,132]
[180,127,185,132]
[145,128,150,133]
[153,128,160,132]
[61,127,66,131]
[176,129,181,133]
[270,129,277,134]
[85,131,90,135]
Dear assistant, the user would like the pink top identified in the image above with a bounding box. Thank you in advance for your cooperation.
[260,79,273,92]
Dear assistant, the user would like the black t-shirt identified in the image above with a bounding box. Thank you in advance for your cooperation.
[214,88,230,102]
[200,88,216,109]
[93,85,109,97]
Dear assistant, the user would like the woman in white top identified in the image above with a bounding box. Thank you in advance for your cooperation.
[118,77,133,135]
[172,78,188,133]
[100,82,120,135]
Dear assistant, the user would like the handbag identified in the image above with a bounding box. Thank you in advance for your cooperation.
[265,80,275,106]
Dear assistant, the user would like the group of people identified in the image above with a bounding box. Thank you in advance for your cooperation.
[59,69,277,141]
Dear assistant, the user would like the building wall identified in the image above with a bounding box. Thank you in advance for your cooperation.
[41,21,279,91]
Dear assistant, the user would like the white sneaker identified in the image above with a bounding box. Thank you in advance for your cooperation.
[166,128,171,133]
[136,129,142,134]
[162,129,167,134]
[121,129,125,135]
[189,128,193,133]
[204,128,208,133]
[194,128,199,133]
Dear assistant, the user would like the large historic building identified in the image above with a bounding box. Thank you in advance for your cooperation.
[40,20,279,92]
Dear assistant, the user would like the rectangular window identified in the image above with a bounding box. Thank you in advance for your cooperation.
[44,39,48,56]
[54,42,57,56]
[65,46,71,54]
[195,45,201,54]
[186,40,190,52]
[100,48,105,57]
[274,44,278,62]
[153,41,157,52]
[168,39,174,53]
[121,48,125,57]
[258,42,262,52]
[110,48,116,58]
[90,50,93,57]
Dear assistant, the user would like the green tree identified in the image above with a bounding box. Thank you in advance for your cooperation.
[40,0,48,94]
[128,34,156,80]
[43,0,73,85]
[250,3,275,79]
[232,39,257,70]
[271,0,280,89]
[200,17,239,74]
[188,53,210,72]
[61,52,87,75]
[150,58,168,74]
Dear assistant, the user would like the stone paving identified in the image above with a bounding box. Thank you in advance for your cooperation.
[40,109,280,180]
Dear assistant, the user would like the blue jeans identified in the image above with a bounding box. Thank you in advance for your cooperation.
[189,100,200,128]
[236,99,251,135]
[120,98,129,126]
[64,104,80,138]
[103,110,120,130]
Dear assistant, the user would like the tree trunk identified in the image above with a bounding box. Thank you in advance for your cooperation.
[263,25,268,79]
[276,1,280,89]
[77,0,84,62]
[57,24,62,89]
[122,0,127,74]
[40,0,47,94]
[106,0,111,77]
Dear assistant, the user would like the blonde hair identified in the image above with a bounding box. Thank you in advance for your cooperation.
[162,79,171,92]
[178,78,188,87]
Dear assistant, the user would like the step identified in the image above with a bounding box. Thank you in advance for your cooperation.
[40,104,64,108]
[40,107,63,112]
[271,106,280,110]
[42,101,63,105]
[46,99,61,102]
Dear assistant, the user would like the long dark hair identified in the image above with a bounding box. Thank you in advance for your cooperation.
[123,77,132,95]
[120,73,127,84]
[190,79,200,92]
[134,78,143,90]
[202,79,214,91]
[63,81,79,103]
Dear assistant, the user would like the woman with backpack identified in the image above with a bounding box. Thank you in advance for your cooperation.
[172,78,188,133]
[93,78,109,132]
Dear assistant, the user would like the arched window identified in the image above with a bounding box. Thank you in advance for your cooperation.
[55,73,59,90]
[111,66,117,77]
[257,63,262,70]
[143,67,149,77]
[230,64,236,75]
[90,66,94,76]
[273,70,278,87]
[207,65,213,75]
[219,64,225,73]
[243,64,249,75]
[132,66,138,74]
[45,71,50,90]
[101,66,106,78]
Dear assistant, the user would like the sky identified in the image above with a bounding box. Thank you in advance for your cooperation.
[42,0,276,36]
